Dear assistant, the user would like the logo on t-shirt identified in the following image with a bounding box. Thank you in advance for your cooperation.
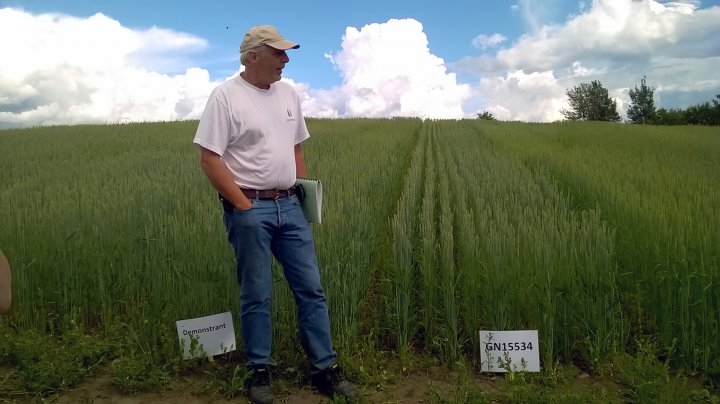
[286,108,296,122]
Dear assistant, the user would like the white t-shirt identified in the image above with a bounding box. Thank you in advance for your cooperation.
[193,75,310,190]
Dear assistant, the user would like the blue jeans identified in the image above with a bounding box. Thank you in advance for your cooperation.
[223,194,337,373]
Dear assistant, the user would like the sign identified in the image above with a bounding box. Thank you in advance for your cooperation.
[479,330,540,372]
[176,311,237,359]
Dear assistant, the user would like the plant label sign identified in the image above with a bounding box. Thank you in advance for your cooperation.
[176,311,236,359]
[479,330,540,372]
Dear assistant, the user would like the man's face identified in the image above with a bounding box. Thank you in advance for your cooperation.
[253,45,289,86]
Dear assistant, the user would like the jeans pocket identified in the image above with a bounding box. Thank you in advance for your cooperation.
[237,198,257,213]
[221,196,255,214]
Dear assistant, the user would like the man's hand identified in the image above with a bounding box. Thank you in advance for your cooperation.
[198,147,252,210]
[237,198,253,211]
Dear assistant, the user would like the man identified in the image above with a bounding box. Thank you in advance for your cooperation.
[193,25,357,403]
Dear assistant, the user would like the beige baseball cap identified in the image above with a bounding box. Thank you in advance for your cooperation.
[240,25,300,52]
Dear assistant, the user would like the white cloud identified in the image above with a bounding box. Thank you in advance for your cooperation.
[2,2,718,127]
[514,0,565,32]
[472,34,507,50]
[479,70,567,122]
[282,78,341,119]
[459,0,720,121]
[307,18,471,119]
[656,1,700,13]
[0,10,471,126]
[568,61,601,78]
[0,8,217,127]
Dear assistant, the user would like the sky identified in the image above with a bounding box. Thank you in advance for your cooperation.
[1,0,719,128]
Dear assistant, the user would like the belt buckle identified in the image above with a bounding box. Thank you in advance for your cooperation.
[273,189,280,200]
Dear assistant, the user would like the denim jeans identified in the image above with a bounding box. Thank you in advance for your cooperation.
[223,194,337,373]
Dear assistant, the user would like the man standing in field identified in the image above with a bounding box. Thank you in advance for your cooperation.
[193,25,357,404]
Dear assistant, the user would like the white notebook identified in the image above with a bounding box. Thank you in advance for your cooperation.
[294,178,323,223]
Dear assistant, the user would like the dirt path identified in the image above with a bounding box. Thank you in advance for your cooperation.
[6,361,629,403]
[25,366,492,404]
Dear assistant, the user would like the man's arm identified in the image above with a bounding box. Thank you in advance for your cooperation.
[295,143,307,178]
[198,147,252,211]
[0,250,11,314]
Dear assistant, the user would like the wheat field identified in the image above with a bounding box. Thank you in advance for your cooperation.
[0,119,717,386]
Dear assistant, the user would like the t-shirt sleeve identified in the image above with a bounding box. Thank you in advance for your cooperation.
[193,89,231,156]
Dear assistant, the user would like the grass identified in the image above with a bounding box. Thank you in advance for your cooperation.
[0,119,718,400]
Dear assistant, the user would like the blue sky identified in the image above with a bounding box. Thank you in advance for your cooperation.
[0,0,530,86]
[1,0,719,126]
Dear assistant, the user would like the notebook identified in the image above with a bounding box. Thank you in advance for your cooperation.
[294,177,322,223]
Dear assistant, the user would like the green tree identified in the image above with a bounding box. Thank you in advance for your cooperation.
[561,80,621,122]
[652,95,720,126]
[476,111,496,120]
[653,108,684,125]
[684,102,717,125]
[713,93,720,125]
[627,76,656,124]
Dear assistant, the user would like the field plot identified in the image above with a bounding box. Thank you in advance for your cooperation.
[0,119,718,401]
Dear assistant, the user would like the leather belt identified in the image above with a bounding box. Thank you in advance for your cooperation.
[240,187,296,200]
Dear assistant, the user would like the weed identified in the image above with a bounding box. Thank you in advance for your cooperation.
[0,319,117,397]
[110,354,170,393]
[605,338,689,403]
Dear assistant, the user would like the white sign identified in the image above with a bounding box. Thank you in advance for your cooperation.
[479,330,540,372]
[176,311,236,359]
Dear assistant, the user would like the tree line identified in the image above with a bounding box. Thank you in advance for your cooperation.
[477,77,720,126]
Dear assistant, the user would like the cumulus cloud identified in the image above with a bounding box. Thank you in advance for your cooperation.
[459,0,720,121]
[3,2,718,127]
[0,10,471,126]
[472,34,507,50]
[302,18,471,119]
[0,8,218,127]
[478,70,567,122]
